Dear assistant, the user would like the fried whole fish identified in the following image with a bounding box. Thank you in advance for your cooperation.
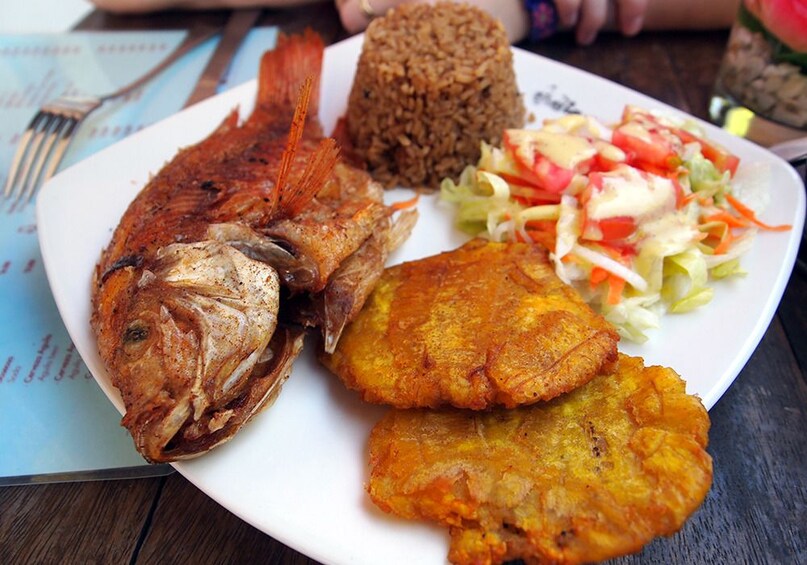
[321,238,619,409]
[367,354,713,565]
[91,31,414,463]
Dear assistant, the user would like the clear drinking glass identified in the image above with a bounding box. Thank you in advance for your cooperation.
[710,0,807,146]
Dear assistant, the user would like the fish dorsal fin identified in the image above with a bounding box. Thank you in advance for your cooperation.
[279,137,340,218]
[270,76,314,212]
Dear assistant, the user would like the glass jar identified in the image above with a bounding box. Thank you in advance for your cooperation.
[710,1,807,146]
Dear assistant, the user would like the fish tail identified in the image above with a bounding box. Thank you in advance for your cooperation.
[256,29,324,114]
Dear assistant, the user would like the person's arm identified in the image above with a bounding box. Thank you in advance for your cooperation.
[335,0,530,42]
[476,0,740,45]
[90,0,326,14]
[336,0,740,45]
[92,0,740,44]
[562,0,741,45]
[640,0,739,31]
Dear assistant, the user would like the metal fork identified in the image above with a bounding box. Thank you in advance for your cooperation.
[3,25,219,204]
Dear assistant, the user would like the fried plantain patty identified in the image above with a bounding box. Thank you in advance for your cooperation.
[321,238,619,409]
[367,354,712,564]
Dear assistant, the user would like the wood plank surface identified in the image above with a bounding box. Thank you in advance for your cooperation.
[0,478,160,563]
[136,474,318,564]
[779,263,807,379]
[1,10,805,565]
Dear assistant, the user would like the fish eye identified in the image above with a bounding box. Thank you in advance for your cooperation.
[123,324,149,344]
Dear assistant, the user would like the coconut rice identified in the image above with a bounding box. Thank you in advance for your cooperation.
[346,2,525,189]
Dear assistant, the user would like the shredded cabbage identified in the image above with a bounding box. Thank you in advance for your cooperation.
[439,105,784,341]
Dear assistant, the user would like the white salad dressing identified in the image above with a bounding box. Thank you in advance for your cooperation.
[586,166,677,221]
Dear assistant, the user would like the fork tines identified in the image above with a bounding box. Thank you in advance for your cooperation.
[4,96,100,204]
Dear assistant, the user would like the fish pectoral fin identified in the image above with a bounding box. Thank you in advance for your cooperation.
[208,223,320,289]
[387,208,419,253]
[317,209,418,352]
[272,78,341,219]
[279,137,340,218]
[272,75,314,213]
[208,223,293,260]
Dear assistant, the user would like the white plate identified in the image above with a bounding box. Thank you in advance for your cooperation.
[37,35,805,564]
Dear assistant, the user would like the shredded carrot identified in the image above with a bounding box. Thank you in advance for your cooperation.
[525,229,556,250]
[713,231,735,255]
[725,193,791,231]
[606,275,626,305]
[681,193,700,207]
[589,266,609,287]
[524,219,557,232]
[595,242,633,264]
[601,244,624,261]
[390,193,420,211]
[520,220,557,250]
[702,211,748,229]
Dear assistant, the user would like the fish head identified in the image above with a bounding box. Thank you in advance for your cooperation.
[94,240,281,462]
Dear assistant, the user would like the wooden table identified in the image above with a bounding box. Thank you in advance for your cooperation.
[2,6,805,564]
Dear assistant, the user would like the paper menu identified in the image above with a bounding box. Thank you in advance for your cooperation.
[0,28,278,483]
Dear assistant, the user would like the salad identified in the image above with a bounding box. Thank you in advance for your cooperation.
[440,106,790,342]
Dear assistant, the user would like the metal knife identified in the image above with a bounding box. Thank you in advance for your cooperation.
[183,8,262,108]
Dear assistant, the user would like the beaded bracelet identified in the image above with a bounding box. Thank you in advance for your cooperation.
[525,0,559,41]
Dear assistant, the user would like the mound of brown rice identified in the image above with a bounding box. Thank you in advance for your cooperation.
[346,2,525,189]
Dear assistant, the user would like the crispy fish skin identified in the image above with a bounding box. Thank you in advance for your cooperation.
[321,238,619,409]
[91,33,329,463]
[287,207,419,353]
[91,32,413,463]
[367,354,713,565]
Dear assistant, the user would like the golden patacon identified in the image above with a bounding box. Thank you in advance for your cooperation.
[367,354,713,564]
[322,239,619,409]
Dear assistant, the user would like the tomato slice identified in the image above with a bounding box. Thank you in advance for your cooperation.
[578,172,603,208]
[594,152,623,172]
[675,128,740,176]
[620,106,739,177]
[611,126,681,173]
[496,172,563,204]
[503,130,593,193]
[614,106,684,173]
[529,154,575,193]
[580,175,637,242]
[596,216,637,240]
[582,215,637,242]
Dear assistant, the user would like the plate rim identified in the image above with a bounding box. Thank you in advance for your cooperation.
[35,33,807,565]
